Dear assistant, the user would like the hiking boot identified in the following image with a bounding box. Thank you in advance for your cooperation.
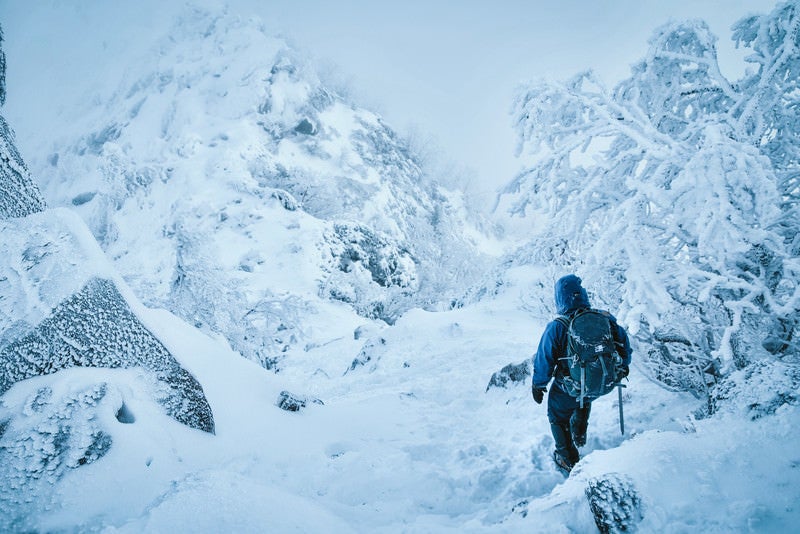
[571,426,586,448]
[570,404,591,448]
[550,422,580,465]
[553,450,574,476]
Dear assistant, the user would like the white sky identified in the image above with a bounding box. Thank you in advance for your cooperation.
[0,0,779,201]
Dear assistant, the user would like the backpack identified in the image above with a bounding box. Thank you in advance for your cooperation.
[555,309,622,407]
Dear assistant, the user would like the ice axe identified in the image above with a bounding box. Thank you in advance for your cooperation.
[617,382,626,435]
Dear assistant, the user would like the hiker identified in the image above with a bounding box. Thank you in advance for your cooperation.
[531,274,631,475]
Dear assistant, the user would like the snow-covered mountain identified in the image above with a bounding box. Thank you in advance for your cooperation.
[1,1,799,532]
[23,8,486,372]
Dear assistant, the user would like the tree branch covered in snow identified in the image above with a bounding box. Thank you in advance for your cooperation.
[501,3,800,400]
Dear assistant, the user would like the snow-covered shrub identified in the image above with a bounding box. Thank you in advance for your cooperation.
[231,294,310,372]
[168,220,311,371]
[331,223,416,290]
[324,223,418,324]
[501,7,800,400]
[732,1,800,230]
[710,360,800,419]
[585,474,644,534]
[0,379,114,531]
[641,326,719,400]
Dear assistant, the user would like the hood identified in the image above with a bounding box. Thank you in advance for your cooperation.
[554,274,590,315]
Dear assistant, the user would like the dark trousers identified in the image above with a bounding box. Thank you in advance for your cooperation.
[547,381,591,464]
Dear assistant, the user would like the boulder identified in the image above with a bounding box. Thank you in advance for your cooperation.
[276,390,323,412]
[1,277,214,433]
[585,473,644,534]
[486,360,531,391]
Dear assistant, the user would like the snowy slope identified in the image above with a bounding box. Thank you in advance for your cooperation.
[6,262,797,532]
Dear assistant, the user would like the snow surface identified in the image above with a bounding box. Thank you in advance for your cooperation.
[1,2,799,532]
[6,262,799,531]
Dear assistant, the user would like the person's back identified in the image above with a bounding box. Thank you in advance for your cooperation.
[531,274,631,475]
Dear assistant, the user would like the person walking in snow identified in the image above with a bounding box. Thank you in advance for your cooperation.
[531,274,631,475]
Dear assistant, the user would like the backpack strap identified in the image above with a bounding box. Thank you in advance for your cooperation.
[553,315,572,378]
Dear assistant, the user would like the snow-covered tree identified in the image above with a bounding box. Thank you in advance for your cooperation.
[732,1,800,247]
[501,7,800,402]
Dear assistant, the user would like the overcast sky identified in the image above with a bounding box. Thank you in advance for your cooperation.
[256,0,779,197]
[0,0,780,201]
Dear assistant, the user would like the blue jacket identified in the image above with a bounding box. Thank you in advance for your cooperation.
[532,275,632,389]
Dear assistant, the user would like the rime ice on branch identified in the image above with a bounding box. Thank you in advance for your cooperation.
[501,3,800,401]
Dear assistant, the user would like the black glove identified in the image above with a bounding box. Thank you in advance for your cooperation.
[531,386,546,404]
[618,365,629,379]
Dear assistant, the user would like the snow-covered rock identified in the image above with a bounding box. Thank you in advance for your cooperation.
[346,335,388,373]
[1,22,46,219]
[486,360,531,392]
[0,208,216,529]
[0,370,131,530]
[0,209,214,433]
[585,474,643,534]
[0,115,45,218]
[276,390,323,412]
